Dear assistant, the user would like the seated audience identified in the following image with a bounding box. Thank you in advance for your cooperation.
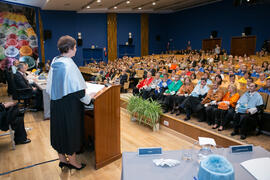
[199,81,224,125]
[251,66,262,78]
[258,78,270,94]
[110,69,120,84]
[119,70,128,92]
[141,72,161,99]
[11,59,19,74]
[238,72,251,84]
[231,83,264,139]
[0,101,30,145]
[213,84,240,131]
[133,71,153,96]
[151,73,171,100]
[190,73,198,84]
[163,75,182,112]
[173,77,194,115]
[255,73,266,86]
[222,74,240,89]
[13,63,43,111]
[180,78,209,121]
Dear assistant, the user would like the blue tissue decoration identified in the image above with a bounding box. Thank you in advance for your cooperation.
[198,155,234,180]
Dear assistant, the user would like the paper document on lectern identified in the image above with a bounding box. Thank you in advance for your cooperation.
[86,82,105,95]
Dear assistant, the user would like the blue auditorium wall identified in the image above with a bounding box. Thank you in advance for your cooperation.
[149,14,168,55]
[40,11,107,66]
[74,13,107,65]
[40,11,77,63]
[117,14,141,57]
[41,12,147,65]
[164,0,270,53]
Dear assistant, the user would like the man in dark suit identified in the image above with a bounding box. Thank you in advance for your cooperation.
[0,101,31,145]
[13,63,43,111]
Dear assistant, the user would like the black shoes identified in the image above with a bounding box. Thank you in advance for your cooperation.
[175,110,181,116]
[184,116,190,121]
[59,162,86,171]
[15,139,31,145]
[240,134,247,140]
[231,130,239,136]
[69,163,86,170]
[59,162,70,169]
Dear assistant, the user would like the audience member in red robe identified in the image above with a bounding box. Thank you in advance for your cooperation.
[133,71,153,95]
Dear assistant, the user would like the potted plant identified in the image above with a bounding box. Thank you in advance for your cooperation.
[127,96,162,131]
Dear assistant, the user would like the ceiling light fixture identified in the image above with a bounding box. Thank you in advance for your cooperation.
[126,0,130,4]
[152,2,156,5]
[114,6,117,9]
[138,7,142,10]
[86,5,90,8]
[97,0,101,3]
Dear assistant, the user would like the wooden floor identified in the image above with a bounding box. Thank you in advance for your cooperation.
[121,93,270,151]
[0,106,196,180]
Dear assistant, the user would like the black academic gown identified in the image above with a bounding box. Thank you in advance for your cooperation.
[50,90,85,155]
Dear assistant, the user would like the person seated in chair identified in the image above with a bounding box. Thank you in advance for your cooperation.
[0,101,31,145]
[231,83,264,140]
[11,59,19,74]
[180,78,209,121]
[150,73,171,101]
[170,77,194,115]
[13,63,43,111]
[213,84,240,131]
[255,73,266,86]
[199,81,224,125]
[258,78,270,95]
[119,70,128,93]
[133,71,153,96]
[141,72,161,99]
[162,74,182,113]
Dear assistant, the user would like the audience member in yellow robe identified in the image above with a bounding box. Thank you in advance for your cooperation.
[238,71,251,84]
[221,74,240,89]
[255,73,266,86]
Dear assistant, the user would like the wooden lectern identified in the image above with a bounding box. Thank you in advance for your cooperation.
[84,85,121,169]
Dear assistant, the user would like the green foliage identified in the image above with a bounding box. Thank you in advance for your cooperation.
[127,96,163,127]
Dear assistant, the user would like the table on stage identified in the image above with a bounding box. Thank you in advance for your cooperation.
[27,73,50,119]
[121,146,270,180]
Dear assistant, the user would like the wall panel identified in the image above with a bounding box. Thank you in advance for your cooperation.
[141,14,149,56]
[107,13,117,61]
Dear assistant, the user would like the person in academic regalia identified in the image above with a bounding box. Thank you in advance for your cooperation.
[46,35,93,171]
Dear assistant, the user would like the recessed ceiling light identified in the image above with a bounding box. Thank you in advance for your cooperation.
[126,0,130,4]
[152,2,156,5]
[114,6,117,9]
[138,7,142,10]
[86,5,90,8]
[97,0,101,3]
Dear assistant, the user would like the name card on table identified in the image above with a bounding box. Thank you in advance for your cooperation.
[138,147,162,156]
[230,144,253,153]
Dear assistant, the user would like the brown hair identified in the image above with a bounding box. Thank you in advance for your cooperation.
[57,35,76,54]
